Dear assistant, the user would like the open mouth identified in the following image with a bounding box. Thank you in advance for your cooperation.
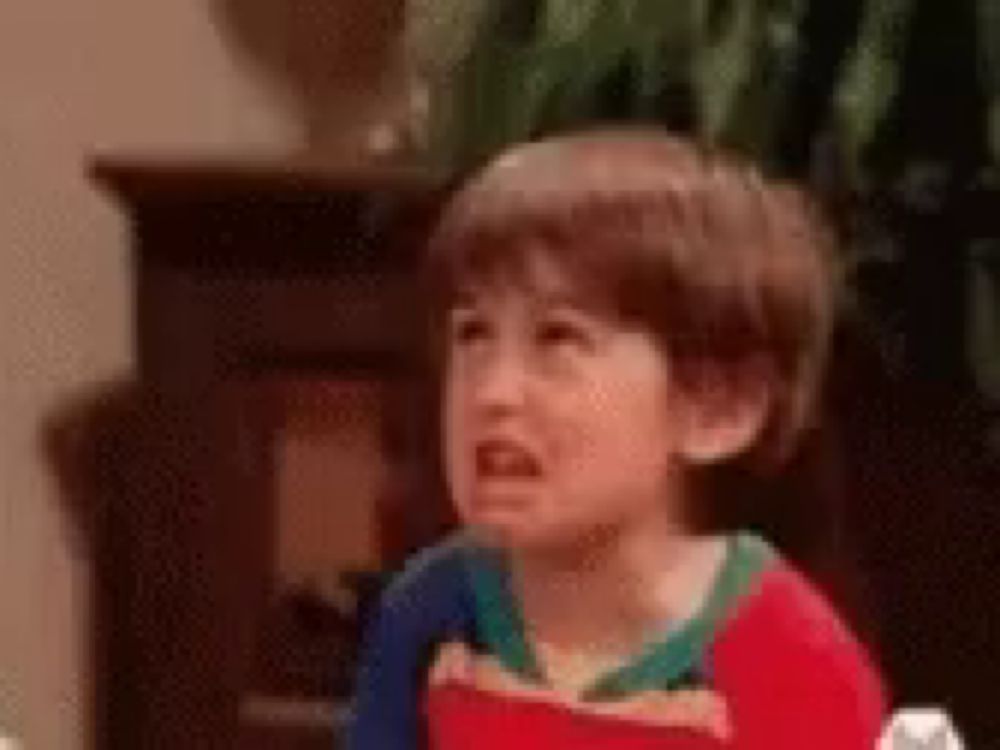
[474,438,542,481]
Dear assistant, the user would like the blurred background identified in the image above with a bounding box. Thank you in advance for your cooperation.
[3,0,1000,748]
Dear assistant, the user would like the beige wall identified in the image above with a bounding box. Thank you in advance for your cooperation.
[0,1,300,747]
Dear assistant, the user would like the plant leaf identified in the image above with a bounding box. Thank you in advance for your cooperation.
[967,241,1000,402]
[831,0,918,183]
[693,0,762,142]
[975,0,1000,164]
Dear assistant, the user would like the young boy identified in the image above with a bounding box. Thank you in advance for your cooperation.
[345,130,887,749]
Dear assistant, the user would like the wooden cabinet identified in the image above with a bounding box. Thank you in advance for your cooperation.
[89,158,453,748]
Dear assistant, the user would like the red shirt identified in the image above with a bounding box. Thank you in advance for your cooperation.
[424,535,887,749]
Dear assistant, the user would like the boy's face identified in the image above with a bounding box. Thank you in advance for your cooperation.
[442,254,685,553]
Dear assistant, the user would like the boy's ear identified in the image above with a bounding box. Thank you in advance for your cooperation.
[672,356,772,466]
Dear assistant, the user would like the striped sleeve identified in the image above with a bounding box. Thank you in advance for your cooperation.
[344,534,478,750]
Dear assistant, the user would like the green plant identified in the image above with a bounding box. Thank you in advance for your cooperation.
[410,0,1000,405]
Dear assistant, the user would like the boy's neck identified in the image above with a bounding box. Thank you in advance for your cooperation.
[507,517,729,676]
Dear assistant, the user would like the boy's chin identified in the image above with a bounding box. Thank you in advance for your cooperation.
[464,518,543,550]
[464,517,601,558]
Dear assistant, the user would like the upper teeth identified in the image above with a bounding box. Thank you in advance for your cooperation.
[478,445,537,475]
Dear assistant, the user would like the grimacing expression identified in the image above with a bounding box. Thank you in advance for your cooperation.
[442,255,686,552]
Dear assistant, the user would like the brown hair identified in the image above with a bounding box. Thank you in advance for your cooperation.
[422,128,840,473]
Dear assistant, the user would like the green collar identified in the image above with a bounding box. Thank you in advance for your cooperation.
[464,531,775,700]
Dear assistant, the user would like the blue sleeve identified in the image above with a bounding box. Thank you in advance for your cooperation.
[343,535,478,750]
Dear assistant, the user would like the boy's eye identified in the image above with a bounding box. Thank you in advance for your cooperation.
[536,320,588,349]
[450,316,491,345]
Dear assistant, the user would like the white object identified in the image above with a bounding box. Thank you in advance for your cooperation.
[878,707,965,750]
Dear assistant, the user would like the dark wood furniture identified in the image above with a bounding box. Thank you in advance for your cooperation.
[84,156,1000,749]
[89,157,451,749]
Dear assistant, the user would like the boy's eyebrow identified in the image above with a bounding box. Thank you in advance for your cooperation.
[448,289,479,310]
[534,290,612,320]
[538,291,593,310]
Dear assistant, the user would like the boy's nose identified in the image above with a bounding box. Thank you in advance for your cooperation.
[472,351,531,416]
